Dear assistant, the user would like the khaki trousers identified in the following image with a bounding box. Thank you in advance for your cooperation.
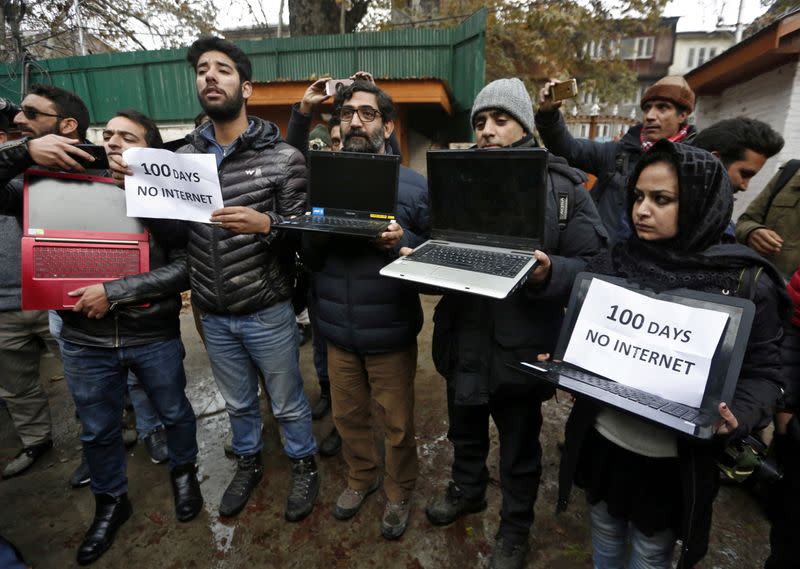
[0,310,55,447]
[327,342,418,502]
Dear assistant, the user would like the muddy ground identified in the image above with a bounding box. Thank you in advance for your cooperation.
[0,296,771,568]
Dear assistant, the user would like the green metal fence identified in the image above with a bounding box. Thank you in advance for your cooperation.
[0,9,485,125]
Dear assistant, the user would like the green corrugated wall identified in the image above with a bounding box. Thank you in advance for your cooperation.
[0,9,485,124]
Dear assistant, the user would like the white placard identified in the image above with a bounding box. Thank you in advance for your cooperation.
[563,279,730,407]
[123,148,223,223]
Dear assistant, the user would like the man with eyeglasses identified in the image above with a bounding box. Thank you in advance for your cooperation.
[0,85,96,481]
[302,80,429,539]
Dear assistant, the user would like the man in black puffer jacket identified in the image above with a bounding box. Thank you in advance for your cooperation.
[423,78,607,569]
[112,37,318,524]
[303,81,429,540]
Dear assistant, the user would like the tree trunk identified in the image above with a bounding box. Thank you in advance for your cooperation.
[288,0,372,36]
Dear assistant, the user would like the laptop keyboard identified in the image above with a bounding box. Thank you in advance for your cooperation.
[284,216,389,231]
[545,362,701,423]
[408,244,532,278]
[34,246,140,279]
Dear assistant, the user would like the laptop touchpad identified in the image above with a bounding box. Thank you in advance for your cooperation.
[431,267,499,288]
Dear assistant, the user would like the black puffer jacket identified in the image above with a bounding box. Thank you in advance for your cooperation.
[304,165,429,353]
[178,118,307,315]
[432,151,607,405]
[535,110,696,244]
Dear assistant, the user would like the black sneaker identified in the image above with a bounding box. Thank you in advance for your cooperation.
[425,481,487,526]
[285,455,319,522]
[70,453,91,488]
[319,427,342,458]
[143,429,169,464]
[219,453,263,517]
[488,535,530,569]
[311,386,331,420]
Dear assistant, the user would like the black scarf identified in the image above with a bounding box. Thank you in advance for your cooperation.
[589,140,780,293]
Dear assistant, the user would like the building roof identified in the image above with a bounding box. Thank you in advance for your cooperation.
[686,8,800,95]
[0,10,486,124]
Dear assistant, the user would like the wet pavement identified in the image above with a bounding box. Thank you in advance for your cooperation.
[0,296,772,568]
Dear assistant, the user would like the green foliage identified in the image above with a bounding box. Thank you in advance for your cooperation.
[406,0,668,107]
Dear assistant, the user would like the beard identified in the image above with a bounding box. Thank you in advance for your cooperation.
[343,126,385,153]
[198,88,245,122]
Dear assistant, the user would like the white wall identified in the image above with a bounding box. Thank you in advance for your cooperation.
[669,36,735,76]
[694,60,800,219]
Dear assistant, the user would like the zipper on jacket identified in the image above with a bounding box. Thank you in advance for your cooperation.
[114,313,120,348]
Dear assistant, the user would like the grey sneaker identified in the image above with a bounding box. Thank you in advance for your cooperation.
[334,479,380,521]
[122,427,137,448]
[381,498,411,540]
[2,440,53,479]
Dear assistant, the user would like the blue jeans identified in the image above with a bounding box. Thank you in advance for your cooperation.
[201,300,315,459]
[127,371,163,437]
[62,337,198,496]
[590,501,675,569]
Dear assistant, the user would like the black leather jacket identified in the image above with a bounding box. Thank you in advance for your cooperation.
[0,138,188,348]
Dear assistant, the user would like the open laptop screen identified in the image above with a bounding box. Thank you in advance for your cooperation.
[427,148,548,247]
[27,174,144,234]
[307,151,399,217]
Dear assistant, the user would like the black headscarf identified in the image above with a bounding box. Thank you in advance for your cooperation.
[589,140,783,293]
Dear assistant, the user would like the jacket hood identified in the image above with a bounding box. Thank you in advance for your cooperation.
[547,153,588,186]
[185,116,282,153]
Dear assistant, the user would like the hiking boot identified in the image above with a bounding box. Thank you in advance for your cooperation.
[76,493,132,566]
[381,498,411,540]
[319,427,342,457]
[334,479,380,521]
[425,481,487,526]
[70,453,91,488]
[488,535,530,569]
[2,440,53,479]
[143,429,169,464]
[286,455,320,522]
[311,385,331,420]
[219,453,263,517]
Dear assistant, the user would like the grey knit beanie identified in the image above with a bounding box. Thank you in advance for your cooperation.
[470,78,535,134]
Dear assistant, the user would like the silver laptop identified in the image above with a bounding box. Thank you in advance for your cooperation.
[380,148,547,299]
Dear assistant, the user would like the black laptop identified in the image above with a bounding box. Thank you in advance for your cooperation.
[274,150,400,238]
[380,148,548,299]
[508,272,755,439]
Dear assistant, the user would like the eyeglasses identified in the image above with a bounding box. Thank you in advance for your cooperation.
[20,106,62,120]
[339,106,382,123]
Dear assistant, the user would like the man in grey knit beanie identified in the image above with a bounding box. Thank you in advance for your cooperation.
[470,77,535,139]
[424,76,607,569]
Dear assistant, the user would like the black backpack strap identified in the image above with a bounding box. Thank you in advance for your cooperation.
[766,159,800,211]
[551,171,578,230]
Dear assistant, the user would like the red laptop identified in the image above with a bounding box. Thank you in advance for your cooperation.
[21,170,150,310]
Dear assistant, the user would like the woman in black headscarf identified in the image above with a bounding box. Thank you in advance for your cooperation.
[551,140,788,569]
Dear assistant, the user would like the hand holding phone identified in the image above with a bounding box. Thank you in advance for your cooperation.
[74,144,110,170]
[550,79,578,102]
[325,79,355,97]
